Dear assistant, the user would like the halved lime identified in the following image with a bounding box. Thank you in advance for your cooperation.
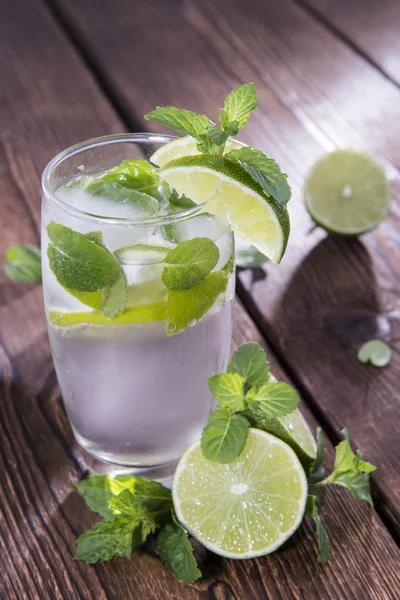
[305,150,390,235]
[151,135,245,167]
[161,155,290,263]
[173,429,307,559]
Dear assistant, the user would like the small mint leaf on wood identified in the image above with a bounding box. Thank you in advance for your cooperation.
[357,339,392,367]
[157,513,202,583]
[75,517,141,563]
[201,407,249,463]
[306,495,330,563]
[4,244,42,283]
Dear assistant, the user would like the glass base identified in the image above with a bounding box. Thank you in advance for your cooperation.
[82,449,177,486]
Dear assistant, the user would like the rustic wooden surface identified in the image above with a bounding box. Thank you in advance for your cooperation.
[0,0,399,598]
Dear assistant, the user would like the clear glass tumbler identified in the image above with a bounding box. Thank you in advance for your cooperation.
[41,134,235,479]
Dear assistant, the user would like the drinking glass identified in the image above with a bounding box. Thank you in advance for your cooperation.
[41,134,234,479]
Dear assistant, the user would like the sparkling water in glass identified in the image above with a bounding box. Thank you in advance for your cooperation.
[41,134,234,479]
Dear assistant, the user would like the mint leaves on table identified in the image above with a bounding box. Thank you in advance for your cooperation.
[145,83,290,207]
[306,427,376,563]
[357,339,392,367]
[201,343,299,462]
[75,474,200,582]
[47,222,127,316]
[162,237,219,291]
[157,512,202,584]
[4,244,42,283]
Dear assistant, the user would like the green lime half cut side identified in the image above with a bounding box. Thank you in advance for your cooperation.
[305,149,390,235]
[173,429,307,559]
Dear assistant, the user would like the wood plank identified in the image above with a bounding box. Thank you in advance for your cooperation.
[300,0,400,86]
[48,0,400,534]
[0,0,399,598]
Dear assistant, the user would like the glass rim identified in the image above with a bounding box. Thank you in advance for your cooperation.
[41,133,207,227]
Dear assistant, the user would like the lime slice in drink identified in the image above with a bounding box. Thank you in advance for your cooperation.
[151,135,245,167]
[115,244,170,265]
[160,155,290,263]
[173,429,307,559]
[305,150,390,235]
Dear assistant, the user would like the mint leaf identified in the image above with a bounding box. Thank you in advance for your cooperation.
[228,342,270,388]
[226,147,291,205]
[333,428,357,475]
[219,83,258,131]
[206,124,230,147]
[123,477,172,522]
[168,189,196,211]
[101,272,127,317]
[4,244,42,283]
[201,407,249,463]
[166,271,228,335]
[207,372,246,412]
[235,244,269,268]
[76,475,116,521]
[75,517,140,563]
[86,180,159,216]
[144,106,212,138]
[308,428,326,490]
[162,237,219,290]
[246,382,300,417]
[157,513,201,583]
[355,450,377,473]
[47,222,121,292]
[333,470,374,506]
[85,231,103,245]
[357,339,392,367]
[306,495,330,563]
[108,489,158,536]
[99,159,163,200]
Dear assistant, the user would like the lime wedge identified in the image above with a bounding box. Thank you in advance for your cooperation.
[49,302,166,327]
[305,150,390,235]
[160,155,290,263]
[173,429,307,559]
[151,135,245,167]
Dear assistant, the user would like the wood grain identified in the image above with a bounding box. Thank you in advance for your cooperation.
[0,0,399,598]
[299,0,400,86]
[46,0,400,536]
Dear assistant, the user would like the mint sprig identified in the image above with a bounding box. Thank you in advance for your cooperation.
[162,237,220,291]
[4,244,42,283]
[145,83,258,157]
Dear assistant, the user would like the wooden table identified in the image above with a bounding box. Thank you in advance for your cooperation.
[1,0,399,598]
